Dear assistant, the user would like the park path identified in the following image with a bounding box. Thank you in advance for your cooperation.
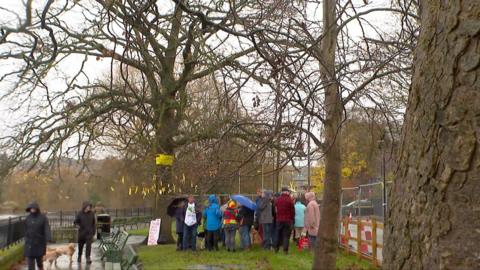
[16,236,145,270]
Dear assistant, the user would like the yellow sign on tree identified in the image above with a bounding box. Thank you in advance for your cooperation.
[155,154,174,166]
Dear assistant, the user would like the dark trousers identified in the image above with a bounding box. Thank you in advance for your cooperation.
[261,223,273,249]
[176,232,184,250]
[27,256,43,270]
[205,230,220,251]
[275,222,292,252]
[78,237,93,259]
[182,224,197,251]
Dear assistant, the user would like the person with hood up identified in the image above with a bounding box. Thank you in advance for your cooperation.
[24,202,51,270]
[256,190,273,250]
[304,192,320,248]
[74,201,96,264]
[203,195,222,251]
[293,197,306,243]
[182,195,202,251]
[223,200,239,252]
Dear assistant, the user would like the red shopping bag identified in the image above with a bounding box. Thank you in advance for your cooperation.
[298,236,310,251]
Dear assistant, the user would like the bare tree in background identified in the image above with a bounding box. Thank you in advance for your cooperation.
[0,0,277,241]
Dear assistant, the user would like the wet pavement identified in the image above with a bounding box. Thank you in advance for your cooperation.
[16,236,145,270]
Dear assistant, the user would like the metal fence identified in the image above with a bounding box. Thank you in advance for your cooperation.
[46,207,153,229]
[0,207,153,250]
[0,216,26,250]
[340,181,387,220]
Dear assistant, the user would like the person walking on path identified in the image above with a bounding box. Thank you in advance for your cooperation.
[24,202,51,270]
[274,187,295,254]
[304,192,320,248]
[74,201,96,264]
[223,200,239,252]
[174,200,186,251]
[182,195,202,251]
[257,190,273,250]
[293,198,306,243]
[203,195,223,251]
[238,204,255,250]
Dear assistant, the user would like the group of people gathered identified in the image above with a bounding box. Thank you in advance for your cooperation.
[174,187,320,254]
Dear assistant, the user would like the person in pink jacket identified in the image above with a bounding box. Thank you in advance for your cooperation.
[304,192,320,248]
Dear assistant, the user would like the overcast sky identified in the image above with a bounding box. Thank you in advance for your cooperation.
[0,0,399,163]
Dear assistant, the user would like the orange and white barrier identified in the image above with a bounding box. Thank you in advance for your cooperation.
[339,217,383,266]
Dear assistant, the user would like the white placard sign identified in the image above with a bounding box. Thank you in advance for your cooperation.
[147,218,162,246]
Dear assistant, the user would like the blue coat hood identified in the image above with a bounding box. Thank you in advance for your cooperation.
[203,195,222,230]
[208,195,219,205]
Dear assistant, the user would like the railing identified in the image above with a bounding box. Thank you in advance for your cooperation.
[0,207,153,250]
[0,216,27,250]
[339,216,384,266]
[46,207,153,229]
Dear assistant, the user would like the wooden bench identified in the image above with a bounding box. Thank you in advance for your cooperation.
[100,230,130,263]
[121,245,139,270]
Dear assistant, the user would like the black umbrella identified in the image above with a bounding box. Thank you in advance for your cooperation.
[167,197,187,217]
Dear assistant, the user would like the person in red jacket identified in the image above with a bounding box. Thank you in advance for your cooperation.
[274,187,295,254]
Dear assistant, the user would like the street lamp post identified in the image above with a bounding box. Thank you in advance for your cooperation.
[307,118,311,190]
[238,171,241,194]
[382,142,387,222]
[261,163,264,190]
[379,136,387,222]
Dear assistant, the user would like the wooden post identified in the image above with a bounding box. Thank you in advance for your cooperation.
[344,218,349,255]
[357,218,361,260]
[372,218,378,266]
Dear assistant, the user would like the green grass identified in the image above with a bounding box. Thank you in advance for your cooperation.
[137,244,377,270]
[128,228,150,236]
[0,243,24,270]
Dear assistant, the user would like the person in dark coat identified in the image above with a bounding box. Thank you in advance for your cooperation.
[174,200,186,251]
[238,205,255,250]
[24,202,51,270]
[74,201,96,264]
[274,187,295,254]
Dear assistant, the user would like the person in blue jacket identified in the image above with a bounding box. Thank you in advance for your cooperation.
[203,195,223,251]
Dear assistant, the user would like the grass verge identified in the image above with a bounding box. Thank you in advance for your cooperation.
[137,244,378,270]
[0,243,24,270]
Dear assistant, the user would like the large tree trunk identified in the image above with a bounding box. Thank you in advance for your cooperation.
[153,108,179,244]
[384,1,480,269]
[313,0,342,269]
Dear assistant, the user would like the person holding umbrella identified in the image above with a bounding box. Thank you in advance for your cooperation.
[231,194,256,251]
[174,200,186,251]
[238,203,255,250]
[167,197,189,251]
